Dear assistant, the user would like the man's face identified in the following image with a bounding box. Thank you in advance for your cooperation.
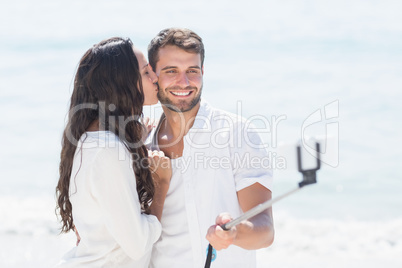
[154,45,203,113]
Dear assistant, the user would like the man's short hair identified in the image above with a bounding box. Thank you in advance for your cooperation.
[148,28,205,70]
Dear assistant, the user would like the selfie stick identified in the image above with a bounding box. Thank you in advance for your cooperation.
[204,143,321,268]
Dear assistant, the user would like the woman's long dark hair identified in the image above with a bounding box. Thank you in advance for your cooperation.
[56,37,154,233]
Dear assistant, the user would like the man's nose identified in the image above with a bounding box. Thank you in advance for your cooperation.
[176,72,190,87]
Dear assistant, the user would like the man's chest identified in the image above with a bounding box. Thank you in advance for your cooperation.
[157,136,184,159]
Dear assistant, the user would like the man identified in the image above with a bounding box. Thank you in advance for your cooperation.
[147,28,274,267]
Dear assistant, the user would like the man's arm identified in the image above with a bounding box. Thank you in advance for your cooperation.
[234,182,274,249]
[206,183,274,250]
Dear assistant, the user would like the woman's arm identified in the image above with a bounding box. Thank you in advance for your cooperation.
[147,150,172,221]
[91,144,162,260]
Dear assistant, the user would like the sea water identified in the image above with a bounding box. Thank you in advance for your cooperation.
[1,0,401,267]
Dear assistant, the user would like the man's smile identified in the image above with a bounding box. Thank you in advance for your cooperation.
[170,90,193,97]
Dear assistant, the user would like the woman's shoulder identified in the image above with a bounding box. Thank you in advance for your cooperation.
[78,131,122,147]
[78,131,129,161]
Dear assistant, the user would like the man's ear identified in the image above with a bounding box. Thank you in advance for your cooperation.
[202,65,204,75]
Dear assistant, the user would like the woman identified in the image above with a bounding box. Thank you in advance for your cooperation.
[55,37,171,267]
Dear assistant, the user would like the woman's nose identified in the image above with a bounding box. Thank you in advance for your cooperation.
[149,69,158,84]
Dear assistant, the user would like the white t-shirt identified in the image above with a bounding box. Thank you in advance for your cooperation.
[147,100,273,268]
[57,131,161,268]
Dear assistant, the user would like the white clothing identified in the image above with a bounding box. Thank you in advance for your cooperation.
[147,100,273,268]
[57,131,161,268]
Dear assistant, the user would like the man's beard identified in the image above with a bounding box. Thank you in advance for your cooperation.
[157,85,202,113]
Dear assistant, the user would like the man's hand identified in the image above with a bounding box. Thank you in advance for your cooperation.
[206,184,274,251]
[205,213,237,250]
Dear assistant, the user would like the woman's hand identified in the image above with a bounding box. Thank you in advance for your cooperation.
[141,117,157,142]
[74,226,81,246]
[148,150,171,221]
[148,150,172,184]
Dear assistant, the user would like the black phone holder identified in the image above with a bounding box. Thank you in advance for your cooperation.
[297,142,321,188]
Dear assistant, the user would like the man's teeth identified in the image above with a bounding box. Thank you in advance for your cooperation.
[171,91,191,96]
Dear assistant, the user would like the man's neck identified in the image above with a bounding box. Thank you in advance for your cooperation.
[161,101,201,139]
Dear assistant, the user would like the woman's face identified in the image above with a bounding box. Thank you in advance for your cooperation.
[133,47,159,106]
